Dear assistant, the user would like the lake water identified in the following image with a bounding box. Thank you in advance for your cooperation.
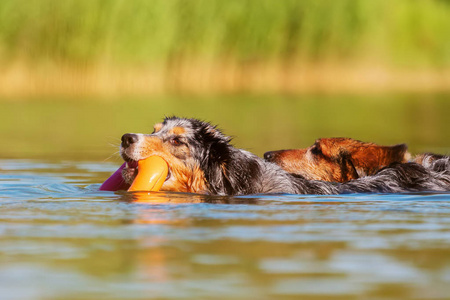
[1,159,450,300]
[1,95,450,299]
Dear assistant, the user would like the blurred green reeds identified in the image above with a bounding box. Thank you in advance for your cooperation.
[1,0,450,95]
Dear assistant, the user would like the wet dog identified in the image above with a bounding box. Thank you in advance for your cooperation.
[120,117,450,195]
[264,138,450,182]
[264,138,410,182]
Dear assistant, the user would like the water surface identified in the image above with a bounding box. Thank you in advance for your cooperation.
[2,95,450,299]
[1,159,450,300]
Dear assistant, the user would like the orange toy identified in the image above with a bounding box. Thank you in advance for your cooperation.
[128,156,169,192]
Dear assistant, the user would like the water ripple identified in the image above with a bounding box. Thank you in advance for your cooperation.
[1,159,450,299]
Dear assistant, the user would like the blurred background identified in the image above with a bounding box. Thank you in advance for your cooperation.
[1,0,449,160]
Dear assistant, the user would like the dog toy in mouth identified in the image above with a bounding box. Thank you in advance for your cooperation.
[99,156,168,192]
[127,156,168,192]
[99,162,130,191]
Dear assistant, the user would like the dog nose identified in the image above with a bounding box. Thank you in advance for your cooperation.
[121,133,139,148]
[264,151,275,161]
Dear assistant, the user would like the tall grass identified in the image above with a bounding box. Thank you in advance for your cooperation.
[0,0,449,95]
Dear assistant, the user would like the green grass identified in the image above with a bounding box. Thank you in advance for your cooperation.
[0,0,449,68]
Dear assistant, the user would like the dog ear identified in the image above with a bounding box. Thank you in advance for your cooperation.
[200,136,232,194]
[317,138,410,180]
[352,143,409,177]
[202,143,261,195]
[196,121,263,195]
[366,143,409,174]
[385,144,410,163]
[336,151,360,182]
[221,151,262,195]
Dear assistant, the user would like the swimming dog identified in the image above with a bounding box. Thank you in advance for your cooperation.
[264,138,450,183]
[120,117,450,195]
[264,138,410,182]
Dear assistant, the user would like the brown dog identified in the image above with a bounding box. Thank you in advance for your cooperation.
[264,138,411,183]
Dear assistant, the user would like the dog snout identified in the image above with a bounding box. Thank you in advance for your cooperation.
[264,151,276,161]
[121,133,139,148]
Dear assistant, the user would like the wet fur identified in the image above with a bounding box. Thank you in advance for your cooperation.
[413,153,450,174]
[264,138,410,183]
[264,138,450,185]
[121,117,450,196]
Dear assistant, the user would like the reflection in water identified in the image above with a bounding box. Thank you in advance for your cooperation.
[119,192,261,228]
[1,159,450,299]
[123,190,260,204]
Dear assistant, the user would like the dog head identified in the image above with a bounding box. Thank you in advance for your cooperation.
[120,116,262,195]
[264,138,410,182]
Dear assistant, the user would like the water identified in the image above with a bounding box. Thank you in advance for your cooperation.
[1,159,450,300]
[1,95,450,299]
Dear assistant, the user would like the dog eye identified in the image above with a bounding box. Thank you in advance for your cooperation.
[310,145,322,155]
[170,137,183,146]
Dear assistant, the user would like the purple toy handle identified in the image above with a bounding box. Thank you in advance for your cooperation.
[99,162,131,191]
